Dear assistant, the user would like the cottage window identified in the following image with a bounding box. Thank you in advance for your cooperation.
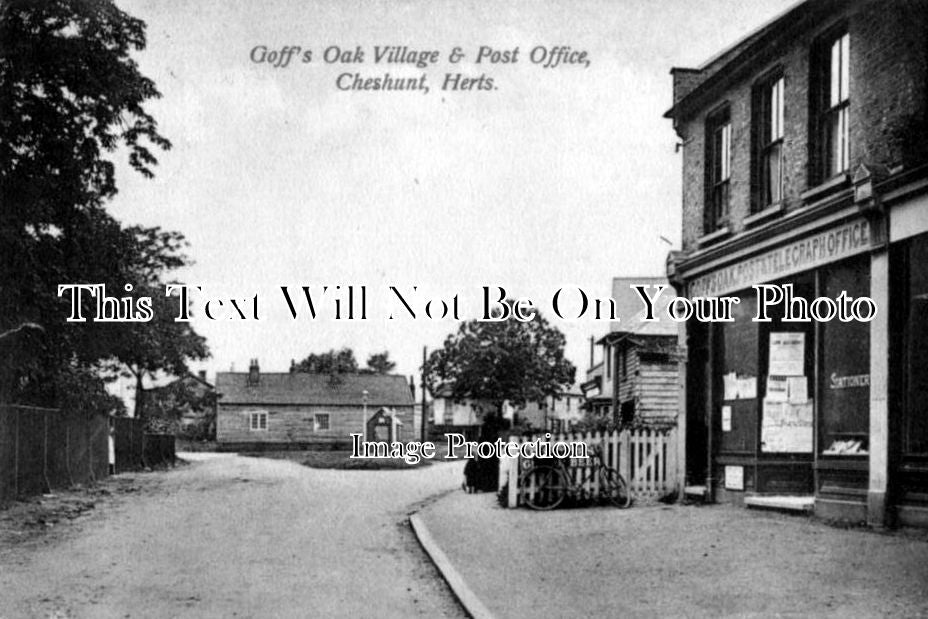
[314,413,330,432]
[814,31,850,180]
[755,75,785,209]
[705,107,731,231]
[249,411,268,431]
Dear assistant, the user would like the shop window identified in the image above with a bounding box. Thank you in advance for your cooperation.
[812,29,850,183]
[705,106,732,232]
[757,276,816,455]
[900,235,928,456]
[715,292,759,454]
[754,74,785,210]
[820,256,870,456]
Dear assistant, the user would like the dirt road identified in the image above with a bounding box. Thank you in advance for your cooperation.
[0,453,467,618]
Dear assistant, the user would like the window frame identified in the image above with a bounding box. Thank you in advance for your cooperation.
[754,73,786,212]
[812,28,850,183]
[314,413,331,432]
[705,105,732,232]
[249,411,268,431]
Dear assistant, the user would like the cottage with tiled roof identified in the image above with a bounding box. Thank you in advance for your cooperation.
[215,359,416,448]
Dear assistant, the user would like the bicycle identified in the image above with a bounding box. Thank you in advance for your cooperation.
[519,444,631,510]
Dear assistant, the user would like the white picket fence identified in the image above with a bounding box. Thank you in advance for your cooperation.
[500,428,679,508]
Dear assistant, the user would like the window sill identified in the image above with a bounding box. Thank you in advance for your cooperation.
[814,458,868,471]
[801,173,850,205]
[696,226,731,248]
[743,202,785,228]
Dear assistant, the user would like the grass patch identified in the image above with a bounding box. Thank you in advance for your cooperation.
[241,443,454,470]
[176,439,219,452]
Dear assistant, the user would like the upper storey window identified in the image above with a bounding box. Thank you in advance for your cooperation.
[755,75,785,210]
[815,31,850,181]
[705,106,732,232]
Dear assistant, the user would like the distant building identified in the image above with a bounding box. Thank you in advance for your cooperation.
[430,388,483,426]
[515,386,584,433]
[582,290,679,428]
[215,360,417,448]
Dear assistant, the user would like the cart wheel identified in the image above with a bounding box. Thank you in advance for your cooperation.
[601,467,632,508]
[520,466,567,510]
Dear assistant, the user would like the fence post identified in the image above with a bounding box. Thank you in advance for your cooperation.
[506,434,519,508]
[65,422,74,486]
[87,419,95,483]
[13,407,20,498]
[666,428,678,496]
[43,410,51,493]
[508,457,519,508]
[619,429,630,488]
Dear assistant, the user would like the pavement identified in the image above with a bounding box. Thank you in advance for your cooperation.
[412,489,928,618]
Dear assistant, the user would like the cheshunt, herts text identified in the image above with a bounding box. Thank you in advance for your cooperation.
[56,283,877,324]
[349,432,590,466]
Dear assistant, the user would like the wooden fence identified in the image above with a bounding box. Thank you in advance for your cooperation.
[500,428,679,508]
[113,417,176,472]
[0,404,109,504]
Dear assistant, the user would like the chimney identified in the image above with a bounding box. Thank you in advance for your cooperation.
[247,358,260,386]
[589,336,595,368]
[198,370,207,382]
[409,375,415,400]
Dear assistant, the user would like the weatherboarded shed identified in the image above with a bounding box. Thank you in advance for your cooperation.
[215,360,416,449]
[599,297,680,428]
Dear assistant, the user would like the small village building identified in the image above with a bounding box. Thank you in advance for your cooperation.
[431,386,583,435]
[582,281,680,429]
[216,360,417,449]
[665,0,928,526]
[430,389,483,427]
[600,301,680,429]
[509,386,585,433]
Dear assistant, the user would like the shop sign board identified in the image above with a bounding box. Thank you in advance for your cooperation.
[689,219,870,297]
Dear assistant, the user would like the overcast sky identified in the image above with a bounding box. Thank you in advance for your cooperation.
[108,0,798,387]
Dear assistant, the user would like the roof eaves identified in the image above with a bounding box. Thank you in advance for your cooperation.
[665,0,810,121]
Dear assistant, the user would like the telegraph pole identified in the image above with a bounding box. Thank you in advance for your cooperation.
[421,346,428,443]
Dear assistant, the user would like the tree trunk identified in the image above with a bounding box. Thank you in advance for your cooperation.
[134,371,145,422]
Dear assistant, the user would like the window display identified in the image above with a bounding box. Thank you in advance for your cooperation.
[819,256,870,456]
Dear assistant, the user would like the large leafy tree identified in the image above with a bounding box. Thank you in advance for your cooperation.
[0,0,207,409]
[423,304,576,423]
[292,349,399,375]
[293,348,360,374]
[365,351,396,375]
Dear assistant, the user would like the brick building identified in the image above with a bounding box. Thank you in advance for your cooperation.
[665,0,928,526]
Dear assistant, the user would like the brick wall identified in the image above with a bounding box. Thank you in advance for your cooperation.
[673,0,928,252]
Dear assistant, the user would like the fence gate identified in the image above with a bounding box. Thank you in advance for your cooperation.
[502,428,678,508]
